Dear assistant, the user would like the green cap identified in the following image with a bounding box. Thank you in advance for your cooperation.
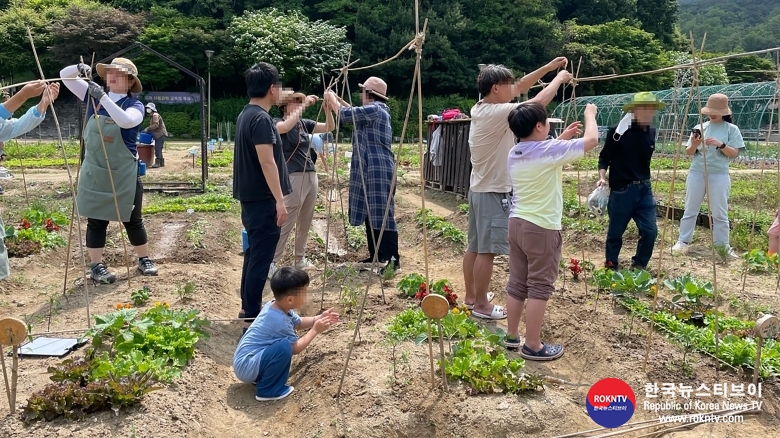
[622,92,666,112]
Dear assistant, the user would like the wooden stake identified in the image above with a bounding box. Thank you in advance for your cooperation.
[426,318,435,387]
[10,345,18,412]
[0,345,10,412]
[26,29,95,326]
[436,318,448,390]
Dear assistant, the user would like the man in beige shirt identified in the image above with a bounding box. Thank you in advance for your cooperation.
[464,58,573,320]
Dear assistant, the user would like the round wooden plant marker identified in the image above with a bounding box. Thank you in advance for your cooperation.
[421,294,449,390]
[752,314,779,385]
[0,318,26,414]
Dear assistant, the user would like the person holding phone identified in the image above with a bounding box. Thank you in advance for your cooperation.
[672,94,744,257]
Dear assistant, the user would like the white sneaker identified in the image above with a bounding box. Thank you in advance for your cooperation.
[727,247,740,259]
[268,263,277,277]
[671,242,689,253]
[295,258,315,270]
[255,385,294,401]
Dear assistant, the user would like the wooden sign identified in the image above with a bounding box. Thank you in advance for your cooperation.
[0,318,26,414]
[754,315,778,340]
[420,294,450,390]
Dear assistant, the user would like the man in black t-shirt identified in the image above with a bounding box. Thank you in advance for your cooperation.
[271,92,336,272]
[233,62,292,336]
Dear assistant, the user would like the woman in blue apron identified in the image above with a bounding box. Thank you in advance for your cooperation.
[60,58,158,284]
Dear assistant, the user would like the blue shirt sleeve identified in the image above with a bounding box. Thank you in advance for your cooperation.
[0,106,45,142]
[289,310,302,328]
[0,105,12,120]
[728,124,745,149]
[340,104,380,125]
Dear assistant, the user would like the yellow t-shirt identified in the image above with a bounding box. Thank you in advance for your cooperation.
[509,138,586,230]
[468,102,518,193]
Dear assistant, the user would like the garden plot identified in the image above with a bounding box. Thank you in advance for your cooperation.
[0,142,777,437]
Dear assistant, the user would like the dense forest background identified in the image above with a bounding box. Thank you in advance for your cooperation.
[0,0,776,136]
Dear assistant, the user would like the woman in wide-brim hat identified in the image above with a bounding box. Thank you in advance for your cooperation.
[61,58,158,284]
[673,93,745,257]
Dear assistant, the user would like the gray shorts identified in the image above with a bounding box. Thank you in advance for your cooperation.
[467,191,510,255]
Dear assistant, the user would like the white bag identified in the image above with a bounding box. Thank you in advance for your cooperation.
[587,186,609,216]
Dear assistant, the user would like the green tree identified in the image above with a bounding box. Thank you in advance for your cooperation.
[49,4,145,66]
[635,0,680,48]
[315,0,562,97]
[228,8,349,89]
[134,7,226,90]
[562,19,668,95]
[678,0,780,53]
[668,51,729,87]
[553,0,637,25]
[724,55,777,84]
[0,5,66,80]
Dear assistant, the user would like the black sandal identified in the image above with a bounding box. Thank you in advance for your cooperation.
[520,343,564,361]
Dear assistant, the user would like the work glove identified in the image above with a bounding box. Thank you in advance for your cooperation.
[77,63,91,78]
[87,81,106,101]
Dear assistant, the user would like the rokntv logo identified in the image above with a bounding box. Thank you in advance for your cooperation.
[586,378,636,428]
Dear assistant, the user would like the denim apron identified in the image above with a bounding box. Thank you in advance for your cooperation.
[76,114,138,222]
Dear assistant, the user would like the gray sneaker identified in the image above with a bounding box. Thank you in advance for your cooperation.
[90,262,116,284]
[138,257,158,275]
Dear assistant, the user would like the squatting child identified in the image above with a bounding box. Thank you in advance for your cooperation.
[233,267,339,401]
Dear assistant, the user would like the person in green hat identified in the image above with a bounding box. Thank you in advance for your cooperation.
[597,92,666,270]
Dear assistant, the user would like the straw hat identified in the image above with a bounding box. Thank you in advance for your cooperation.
[701,93,732,116]
[278,91,306,105]
[95,58,142,93]
[622,91,666,112]
[359,76,388,100]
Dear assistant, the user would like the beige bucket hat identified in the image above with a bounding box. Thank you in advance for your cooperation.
[701,93,732,116]
[359,76,388,100]
[96,57,142,93]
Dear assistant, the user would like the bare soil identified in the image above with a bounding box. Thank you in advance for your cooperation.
[0,143,777,437]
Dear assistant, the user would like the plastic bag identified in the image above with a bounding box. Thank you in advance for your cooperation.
[587,186,609,216]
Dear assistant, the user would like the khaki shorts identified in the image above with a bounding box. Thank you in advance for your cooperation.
[467,191,510,255]
[506,217,561,301]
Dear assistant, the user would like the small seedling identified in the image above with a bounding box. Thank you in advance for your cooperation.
[345,226,367,250]
[381,263,397,282]
[339,285,360,315]
[177,281,196,301]
[186,219,208,249]
[130,286,151,306]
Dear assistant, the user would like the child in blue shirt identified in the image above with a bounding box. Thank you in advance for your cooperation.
[233,267,339,401]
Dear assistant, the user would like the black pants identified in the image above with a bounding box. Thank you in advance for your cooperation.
[240,199,280,319]
[86,178,147,248]
[364,218,400,265]
[154,135,167,160]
